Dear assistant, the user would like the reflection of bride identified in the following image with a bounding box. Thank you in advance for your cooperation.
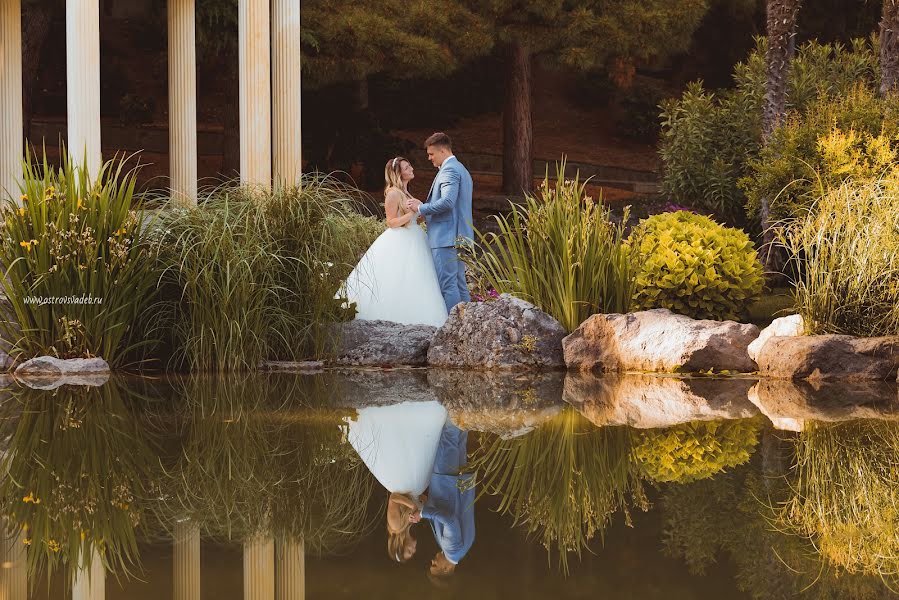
[345,401,448,562]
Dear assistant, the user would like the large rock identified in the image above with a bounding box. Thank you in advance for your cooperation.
[749,379,899,432]
[329,320,436,367]
[563,373,758,429]
[428,369,564,438]
[427,296,567,370]
[756,335,899,381]
[563,309,760,373]
[16,356,110,375]
[747,314,804,362]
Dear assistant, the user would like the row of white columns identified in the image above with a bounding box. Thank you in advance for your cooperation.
[0,0,303,205]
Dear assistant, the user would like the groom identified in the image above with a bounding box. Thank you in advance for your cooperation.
[406,133,474,312]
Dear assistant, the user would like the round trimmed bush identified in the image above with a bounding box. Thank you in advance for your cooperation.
[633,419,760,484]
[629,211,765,321]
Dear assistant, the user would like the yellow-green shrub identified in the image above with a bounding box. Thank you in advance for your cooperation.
[634,419,760,484]
[629,211,764,321]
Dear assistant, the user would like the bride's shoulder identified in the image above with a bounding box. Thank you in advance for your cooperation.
[385,186,404,197]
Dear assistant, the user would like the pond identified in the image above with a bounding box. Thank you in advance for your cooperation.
[2,369,898,599]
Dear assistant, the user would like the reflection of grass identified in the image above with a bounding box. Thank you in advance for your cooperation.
[0,380,155,586]
[778,420,899,578]
[470,407,646,572]
[147,374,378,554]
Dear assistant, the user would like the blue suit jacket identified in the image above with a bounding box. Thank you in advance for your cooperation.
[421,424,475,564]
[418,156,474,249]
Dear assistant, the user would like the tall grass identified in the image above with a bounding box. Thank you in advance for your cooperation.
[469,408,646,573]
[778,420,899,578]
[150,175,381,371]
[778,177,899,336]
[0,149,160,366]
[467,160,633,332]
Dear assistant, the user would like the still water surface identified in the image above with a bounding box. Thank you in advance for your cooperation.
[1,369,897,599]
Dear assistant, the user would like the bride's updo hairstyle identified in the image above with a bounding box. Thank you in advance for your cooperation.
[384,156,412,198]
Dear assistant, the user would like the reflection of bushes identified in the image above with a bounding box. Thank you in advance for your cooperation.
[633,419,760,484]
[147,374,378,554]
[778,420,899,578]
[470,408,646,572]
[0,380,155,585]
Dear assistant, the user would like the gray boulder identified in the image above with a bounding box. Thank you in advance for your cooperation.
[14,356,111,389]
[747,314,804,363]
[329,320,436,367]
[756,335,899,381]
[563,309,759,373]
[427,296,566,369]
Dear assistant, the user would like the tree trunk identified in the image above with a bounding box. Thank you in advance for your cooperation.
[502,43,533,197]
[222,58,241,179]
[760,0,802,275]
[21,2,55,144]
[881,0,899,95]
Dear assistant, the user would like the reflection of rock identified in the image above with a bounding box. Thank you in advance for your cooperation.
[259,360,325,373]
[428,296,566,369]
[563,373,759,429]
[329,320,435,367]
[563,309,759,373]
[756,335,899,381]
[747,314,804,362]
[749,379,899,432]
[18,373,110,390]
[428,370,564,438]
[330,369,436,407]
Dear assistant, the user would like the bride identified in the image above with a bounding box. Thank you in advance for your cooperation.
[345,400,449,563]
[339,157,449,328]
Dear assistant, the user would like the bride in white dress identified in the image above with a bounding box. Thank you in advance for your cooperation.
[339,157,449,328]
[345,400,448,563]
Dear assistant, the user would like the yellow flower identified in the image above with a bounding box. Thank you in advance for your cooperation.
[47,539,60,553]
[22,538,31,546]
[77,198,84,210]
[114,227,127,236]
[22,492,40,504]
[19,194,27,203]
[17,207,25,217]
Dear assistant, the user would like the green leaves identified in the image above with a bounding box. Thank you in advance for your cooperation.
[629,211,765,321]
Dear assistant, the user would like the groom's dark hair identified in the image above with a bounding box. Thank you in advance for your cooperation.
[424,132,452,150]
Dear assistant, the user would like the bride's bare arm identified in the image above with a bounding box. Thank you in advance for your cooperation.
[385,189,417,228]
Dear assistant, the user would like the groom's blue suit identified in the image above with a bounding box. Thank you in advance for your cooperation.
[421,423,475,565]
[418,156,474,312]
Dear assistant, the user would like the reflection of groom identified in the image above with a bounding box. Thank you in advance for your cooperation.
[420,422,474,581]
[406,132,474,312]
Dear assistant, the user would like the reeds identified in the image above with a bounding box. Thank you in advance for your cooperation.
[467,160,633,332]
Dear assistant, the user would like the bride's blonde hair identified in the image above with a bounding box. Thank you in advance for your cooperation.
[384,156,412,199]
[386,494,416,563]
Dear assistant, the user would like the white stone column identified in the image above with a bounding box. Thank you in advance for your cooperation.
[0,526,27,600]
[173,521,200,600]
[238,0,271,189]
[72,547,105,600]
[0,0,23,202]
[66,0,102,176]
[272,0,302,189]
[243,535,274,600]
[275,538,304,600]
[168,0,198,206]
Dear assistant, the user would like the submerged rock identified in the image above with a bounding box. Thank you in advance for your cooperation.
[563,373,758,429]
[329,320,435,367]
[428,369,565,438]
[428,296,566,369]
[563,309,759,373]
[749,379,899,431]
[747,314,804,363]
[756,335,899,381]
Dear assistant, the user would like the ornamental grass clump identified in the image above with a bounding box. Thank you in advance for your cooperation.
[629,211,765,321]
[778,420,899,577]
[633,419,761,484]
[0,149,160,367]
[778,176,899,337]
[469,408,647,573]
[469,160,633,332]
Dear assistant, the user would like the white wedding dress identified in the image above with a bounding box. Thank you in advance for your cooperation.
[339,211,449,328]
[345,401,448,496]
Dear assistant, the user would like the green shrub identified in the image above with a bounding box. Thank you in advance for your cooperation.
[778,177,899,337]
[634,419,760,484]
[615,80,669,140]
[151,176,381,371]
[469,160,633,332]
[629,211,765,321]
[660,37,878,227]
[0,149,160,367]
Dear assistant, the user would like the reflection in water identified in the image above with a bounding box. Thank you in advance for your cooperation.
[470,407,647,573]
[778,420,899,580]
